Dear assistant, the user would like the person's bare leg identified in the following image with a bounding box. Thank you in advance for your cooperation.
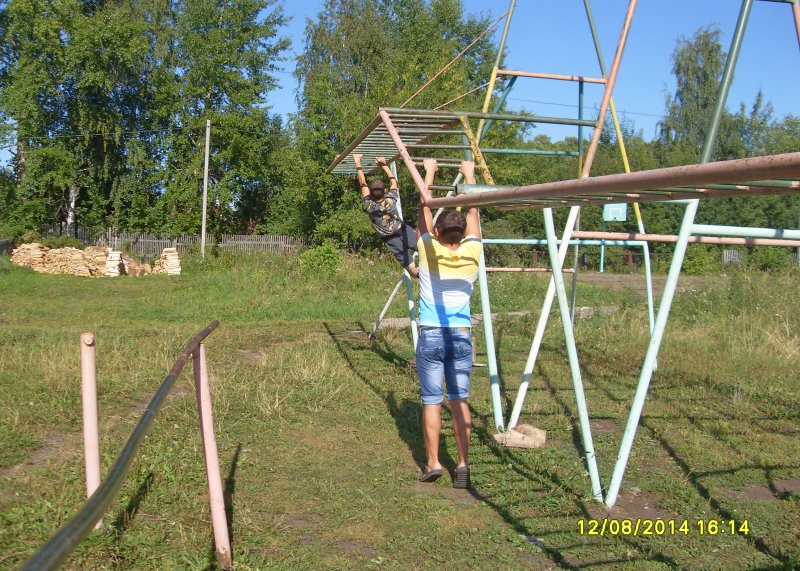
[449,399,471,468]
[422,404,443,471]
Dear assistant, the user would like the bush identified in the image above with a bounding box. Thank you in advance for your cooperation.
[300,242,342,278]
[749,246,791,272]
[41,236,85,249]
[682,245,719,275]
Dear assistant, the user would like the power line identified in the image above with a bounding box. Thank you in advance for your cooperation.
[507,96,665,120]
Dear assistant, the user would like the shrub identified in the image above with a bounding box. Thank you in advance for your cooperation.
[682,245,719,275]
[41,236,85,249]
[749,246,791,272]
[300,242,342,278]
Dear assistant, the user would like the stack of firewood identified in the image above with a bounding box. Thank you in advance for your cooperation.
[41,247,92,276]
[11,242,174,277]
[10,243,48,272]
[106,250,122,276]
[153,247,181,275]
[84,246,110,275]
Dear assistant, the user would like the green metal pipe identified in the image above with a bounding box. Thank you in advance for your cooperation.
[479,75,518,142]
[691,223,800,240]
[606,0,754,508]
[390,161,418,350]
[383,107,596,127]
[542,208,603,501]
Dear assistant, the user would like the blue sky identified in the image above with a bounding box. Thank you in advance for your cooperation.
[271,0,799,141]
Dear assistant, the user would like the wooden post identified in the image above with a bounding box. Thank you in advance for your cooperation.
[628,251,634,273]
[80,333,102,529]
[192,344,232,569]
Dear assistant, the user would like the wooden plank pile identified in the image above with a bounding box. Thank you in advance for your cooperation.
[152,248,181,275]
[42,247,92,276]
[10,243,47,272]
[11,242,179,277]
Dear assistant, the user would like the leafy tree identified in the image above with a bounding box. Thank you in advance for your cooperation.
[290,0,500,243]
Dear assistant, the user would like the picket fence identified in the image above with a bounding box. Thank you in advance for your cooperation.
[42,224,306,261]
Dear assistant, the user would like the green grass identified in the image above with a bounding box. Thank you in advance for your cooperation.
[0,252,798,569]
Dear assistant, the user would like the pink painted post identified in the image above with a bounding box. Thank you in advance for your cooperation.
[80,332,102,529]
[192,344,232,569]
[794,1,800,54]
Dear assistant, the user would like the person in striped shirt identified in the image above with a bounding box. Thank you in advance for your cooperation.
[415,158,481,489]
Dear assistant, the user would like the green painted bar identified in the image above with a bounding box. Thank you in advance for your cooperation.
[383,107,597,127]
[543,208,603,501]
[606,0,754,508]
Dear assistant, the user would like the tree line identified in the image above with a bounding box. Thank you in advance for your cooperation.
[0,1,797,249]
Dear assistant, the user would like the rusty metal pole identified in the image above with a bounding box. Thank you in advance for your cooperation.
[192,344,232,569]
[80,333,102,529]
[794,0,800,52]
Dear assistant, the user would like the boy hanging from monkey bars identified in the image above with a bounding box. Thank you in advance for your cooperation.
[354,154,419,278]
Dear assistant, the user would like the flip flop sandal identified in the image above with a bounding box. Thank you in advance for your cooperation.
[453,466,470,489]
[419,467,443,483]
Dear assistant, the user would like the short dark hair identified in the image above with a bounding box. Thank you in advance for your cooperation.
[369,180,385,191]
[435,210,467,244]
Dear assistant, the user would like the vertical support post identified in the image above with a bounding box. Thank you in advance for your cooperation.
[793,0,800,52]
[80,333,102,529]
[508,0,638,430]
[605,0,753,507]
[391,161,418,349]
[479,76,518,142]
[201,120,211,260]
[600,220,606,273]
[569,80,586,323]
[192,344,232,569]
[569,213,580,323]
[476,0,517,138]
[477,236,504,432]
[543,209,603,501]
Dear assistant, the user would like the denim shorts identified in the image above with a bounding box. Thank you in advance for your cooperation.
[416,327,472,405]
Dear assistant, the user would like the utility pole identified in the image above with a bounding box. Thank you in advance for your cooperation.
[201,120,211,259]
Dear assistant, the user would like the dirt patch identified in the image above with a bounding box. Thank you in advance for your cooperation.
[0,385,194,480]
[0,432,82,479]
[589,419,619,434]
[587,487,671,522]
[774,479,800,496]
[412,481,480,505]
[728,480,800,501]
[237,349,265,362]
[277,512,323,530]
[334,540,376,560]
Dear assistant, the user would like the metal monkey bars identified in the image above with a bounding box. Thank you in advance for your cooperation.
[329,0,800,507]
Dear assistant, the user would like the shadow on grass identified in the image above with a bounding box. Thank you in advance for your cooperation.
[111,471,155,533]
[581,343,796,568]
[323,322,457,473]
[225,444,242,547]
[641,417,797,568]
[202,444,242,571]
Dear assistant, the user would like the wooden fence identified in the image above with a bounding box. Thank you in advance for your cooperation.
[41,224,306,261]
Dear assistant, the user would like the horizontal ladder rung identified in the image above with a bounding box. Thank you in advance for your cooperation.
[497,69,607,84]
